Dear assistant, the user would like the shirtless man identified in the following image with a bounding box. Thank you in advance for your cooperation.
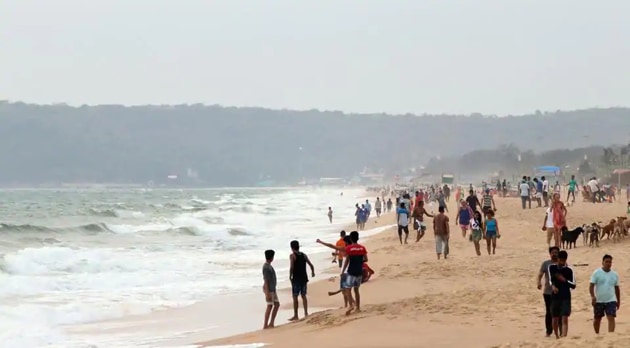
[412,200,434,242]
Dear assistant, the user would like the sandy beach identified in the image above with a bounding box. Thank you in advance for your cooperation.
[201,196,630,348]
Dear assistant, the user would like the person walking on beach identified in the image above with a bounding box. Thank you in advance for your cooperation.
[520,178,531,209]
[375,197,382,217]
[455,199,474,239]
[484,210,500,255]
[548,250,576,339]
[396,202,410,244]
[470,210,484,256]
[437,189,448,213]
[551,193,567,242]
[481,189,496,215]
[590,254,620,334]
[328,206,333,223]
[542,176,550,207]
[386,198,393,213]
[466,190,481,213]
[537,246,560,337]
[542,206,557,247]
[412,200,433,242]
[433,206,450,259]
[566,175,578,203]
[288,240,315,321]
[342,231,367,315]
[317,235,353,308]
[332,230,346,267]
[262,249,280,329]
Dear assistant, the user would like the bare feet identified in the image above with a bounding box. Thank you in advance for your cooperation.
[288,316,299,321]
[345,306,355,315]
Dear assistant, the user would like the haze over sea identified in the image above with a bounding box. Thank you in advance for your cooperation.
[0,187,367,347]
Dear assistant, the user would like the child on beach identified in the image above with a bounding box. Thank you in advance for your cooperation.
[484,210,500,255]
[262,249,280,329]
[470,210,484,256]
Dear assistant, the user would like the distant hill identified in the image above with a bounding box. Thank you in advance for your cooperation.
[0,101,628,186]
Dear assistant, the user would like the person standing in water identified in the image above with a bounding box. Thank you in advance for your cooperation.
[288,240,315,321]
[484,210,500,255]
[328,207,333,223]
[470,210,484,256]
[262,249,280,329]
[590,254,620,334]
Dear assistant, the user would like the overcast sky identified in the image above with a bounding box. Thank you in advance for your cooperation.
[2,0,629,115]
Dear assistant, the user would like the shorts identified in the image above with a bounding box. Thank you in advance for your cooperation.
[413,220,427,232]
[435,234,448,254]
[265,291,280,306]
[343,274,362,289]
[471,229,482,242]
[482,206,492,214]
[536,193,543,199]
[594,302,617,318]
[397,224,409,236]
[486,230,497,238]
[551,298,571,317]
[339,273,347,289]
[291,281,307,297]
[459,224,469,230]
[375,208,382,214]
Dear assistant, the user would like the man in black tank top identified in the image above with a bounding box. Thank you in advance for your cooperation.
[289,240,315,321]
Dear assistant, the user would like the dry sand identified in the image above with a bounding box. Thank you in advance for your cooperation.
[200,196,630,348]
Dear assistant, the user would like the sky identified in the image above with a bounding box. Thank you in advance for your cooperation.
[2,0,630,115]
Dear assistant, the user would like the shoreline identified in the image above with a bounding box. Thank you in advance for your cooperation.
[63,190,387,347]
[197,197,630,348]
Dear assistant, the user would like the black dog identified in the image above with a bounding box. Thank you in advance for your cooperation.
[561,226,585,249]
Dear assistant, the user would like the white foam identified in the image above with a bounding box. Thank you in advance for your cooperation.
[0,187,372,347]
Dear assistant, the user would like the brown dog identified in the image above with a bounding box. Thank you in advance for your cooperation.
[589,223,600,247]
[601,219,617,240]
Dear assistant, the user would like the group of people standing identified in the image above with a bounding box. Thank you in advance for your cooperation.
[537,247,620,339]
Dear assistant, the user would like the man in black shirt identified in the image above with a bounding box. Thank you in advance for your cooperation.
[547,250,576,338]
[289,240,315,321]
[466,190,481,213]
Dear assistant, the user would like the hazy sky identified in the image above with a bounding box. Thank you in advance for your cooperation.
[2,0,629,115]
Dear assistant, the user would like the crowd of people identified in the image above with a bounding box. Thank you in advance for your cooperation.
[260,179,630,342]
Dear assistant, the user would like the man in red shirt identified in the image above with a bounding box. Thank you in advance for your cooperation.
[342,231,368,315]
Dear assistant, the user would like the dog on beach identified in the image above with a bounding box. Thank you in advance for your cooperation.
[600,219,617,240]
[588,223,600,247]
[561,226,584,249]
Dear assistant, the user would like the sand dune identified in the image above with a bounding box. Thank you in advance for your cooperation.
[201,196,630,348]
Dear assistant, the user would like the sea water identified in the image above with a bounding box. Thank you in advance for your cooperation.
[0,187,373,347]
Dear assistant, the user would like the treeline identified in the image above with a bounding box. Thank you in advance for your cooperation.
[423,144,630,179]
[0,101,629,186]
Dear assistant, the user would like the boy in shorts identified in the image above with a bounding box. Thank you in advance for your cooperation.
[262,249,280,329]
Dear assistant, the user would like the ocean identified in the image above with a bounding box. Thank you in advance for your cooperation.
[0,187,373,348]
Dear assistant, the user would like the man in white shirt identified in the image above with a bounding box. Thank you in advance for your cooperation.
[589,254,620,333]
[587,178,600,203]
[542,176,550,207]
[519,178,531,210]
